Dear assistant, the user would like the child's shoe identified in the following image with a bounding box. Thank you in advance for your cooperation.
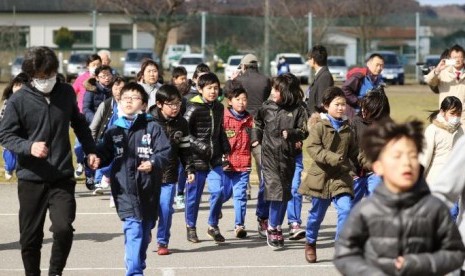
[5,171,13,180]
[289,222,306,240]
[266,228,279,249]
[207,226,225,243]
[257,218,268,238]
[234,225,247,239]
[175,195,185,209]
[85,176,95,190]
[74,163,84,178]
[157,244,170,255]
[305,243,317,263]
[186,227,200,243]
[277,230,284,248]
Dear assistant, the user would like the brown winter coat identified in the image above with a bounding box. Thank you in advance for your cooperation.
[299,113,361,199]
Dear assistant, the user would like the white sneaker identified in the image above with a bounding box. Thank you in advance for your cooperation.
[5,171,13,180]
[175,195,185,209]
[109,195,115,208]
[100,175,110,189]
[74,163,84,178]
[93,185,105,195]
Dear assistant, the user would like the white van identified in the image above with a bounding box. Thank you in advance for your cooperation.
[163,44,191,70]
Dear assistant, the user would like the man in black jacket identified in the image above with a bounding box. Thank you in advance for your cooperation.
[305,44,334,115]
[0,46,99,276]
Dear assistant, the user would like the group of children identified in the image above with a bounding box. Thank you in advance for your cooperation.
[3,56,465,275]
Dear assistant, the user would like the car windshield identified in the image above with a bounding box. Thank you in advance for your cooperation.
[180,58,203,65]
[283,57,303,64]
[69,54,90,63]
[229,58,241,66]
[381,54,400,65]
[426,58,440,67]
[328,59,346,66]
[126,52,153,62]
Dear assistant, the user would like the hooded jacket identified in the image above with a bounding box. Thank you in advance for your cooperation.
[98,114,171,221]
[184,95,231,171]
[298,113,361,199]
[251,100,308,201]
[0,83,96,182]
[150,106,195,183]
[334,179,465,276]
[83,77,111,124]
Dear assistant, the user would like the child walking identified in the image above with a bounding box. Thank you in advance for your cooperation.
[184,72,231,243]
[222,82,253,238]
[251,73,308,249]
[298,86,363,262]
[97,82,171,275]
[149,84,195,255]
[420,96,463,220]
[334,120,465,275]
[1,73,29,180]
[351,86,391,205]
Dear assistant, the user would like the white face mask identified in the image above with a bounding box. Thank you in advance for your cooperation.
[88,67,97,75]
[32,76,57,94]
[448,116,460,127]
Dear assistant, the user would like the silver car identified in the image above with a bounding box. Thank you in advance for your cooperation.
[327,56,348,82]
[9,56,23,78]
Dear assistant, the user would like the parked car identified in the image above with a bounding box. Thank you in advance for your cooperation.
[122,49,160,81]
[270,53,310,84]
[9,56,23,78]
[417,55,441,84]
[172,53,207,79]
[64,51,92,82]
[224,55,243,81]
[162,44,191,70]
[366,51,405,85]
[327,56,348,82]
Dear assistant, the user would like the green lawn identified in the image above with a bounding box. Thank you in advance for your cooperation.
[0,83,439,183]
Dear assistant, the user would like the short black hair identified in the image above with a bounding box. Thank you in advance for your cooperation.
[95,65,113,77]
[360,87,391,122]
[172,66,187,79]
[308,45,328,66]
[192,63,210,80]
[156,84,182,103]
[361,119,423,164]
[366,53,385,63]
[22,46,59,78]
[450,44,465,56]
[111,76,125,88]
[197,72,220,89]
[87,54,102,66]
[120,82,148,104]
[319,86,345,112]
[225,80,247,100]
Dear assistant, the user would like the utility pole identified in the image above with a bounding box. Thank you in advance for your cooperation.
[92,10,97,52]
[264,0,270,76]
[415,12,420,83]
[201,11,206,57]
[308,12,312,52]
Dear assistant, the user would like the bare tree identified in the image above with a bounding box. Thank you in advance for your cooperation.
[99,0,194,58]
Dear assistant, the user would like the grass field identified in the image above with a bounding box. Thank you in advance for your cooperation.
[0,81,439,183]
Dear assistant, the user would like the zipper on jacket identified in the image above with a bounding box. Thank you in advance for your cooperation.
[209,107,214,168]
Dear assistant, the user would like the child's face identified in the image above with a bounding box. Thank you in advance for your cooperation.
[325,96,346,118]
[120,89,145,115]
[228,92,248,113]
[373,136,420,194]
[271,87,282,103]
[97,70,113,87]
[173,75,187,85]
[112,82,125,101]
[157,99,182,118]
[441,108,461,122]
[199,82,219,103]
[143,65,159,85]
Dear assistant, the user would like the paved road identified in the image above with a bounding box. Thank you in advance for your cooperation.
[0,183,340,275]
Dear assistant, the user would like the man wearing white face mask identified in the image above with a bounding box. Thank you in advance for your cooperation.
[0,46,100,276]
[425,44,465,130]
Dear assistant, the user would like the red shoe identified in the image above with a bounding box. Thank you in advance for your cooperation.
[157,244,170,255]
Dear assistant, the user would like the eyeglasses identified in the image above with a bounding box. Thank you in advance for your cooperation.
[121,96,142,102]
[164,102,182,109]
[98,74,113,79]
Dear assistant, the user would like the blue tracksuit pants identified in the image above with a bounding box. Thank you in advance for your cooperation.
[123,217,154,276]
[352,173,382,206]
[306,194,352,244]
[287,153,303,225]
[2,147,16,173]
[156,183,176,246]
[185,166,224,228]
[222,171,250,227]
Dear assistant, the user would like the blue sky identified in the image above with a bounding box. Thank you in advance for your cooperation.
[418,0,465,6]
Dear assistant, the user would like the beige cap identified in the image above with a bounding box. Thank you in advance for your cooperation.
[240,54,258,65]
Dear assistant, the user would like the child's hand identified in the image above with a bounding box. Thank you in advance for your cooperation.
[87,154,100,170]
[295,141,302,149]
[187,173,195,184]
[282,130,288,140]
[395,256,405,270]
[137,161,152,173]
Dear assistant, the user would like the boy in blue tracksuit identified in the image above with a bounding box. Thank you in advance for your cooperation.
[98,82,171,276]
[149,84,195,255]
[184,72,231,243]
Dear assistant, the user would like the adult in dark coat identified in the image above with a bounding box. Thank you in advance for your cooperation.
[305,45,334,115]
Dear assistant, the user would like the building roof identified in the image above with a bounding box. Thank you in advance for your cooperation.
[0,0,116,13]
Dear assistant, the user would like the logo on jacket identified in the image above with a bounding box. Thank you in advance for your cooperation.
[141,134,151,146]
[225,129,236,138]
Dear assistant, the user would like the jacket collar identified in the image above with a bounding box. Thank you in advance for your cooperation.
[373,175,430,208]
